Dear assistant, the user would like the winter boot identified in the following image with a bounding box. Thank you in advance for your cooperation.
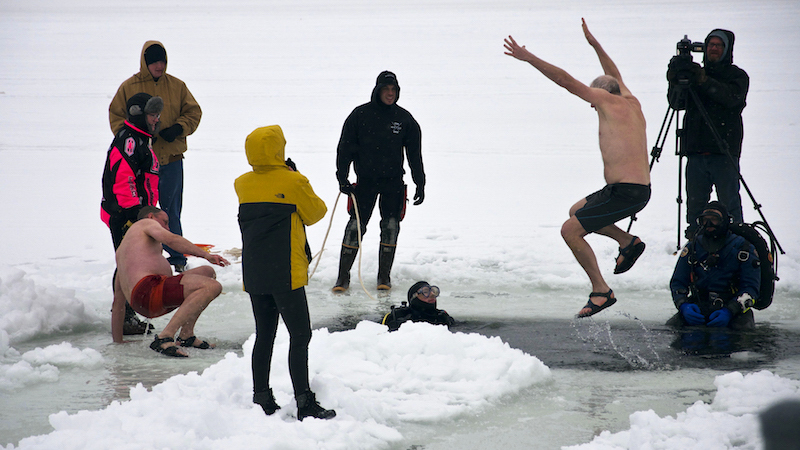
[123,303,154,335]
[296,390,336,421]
[253,389,280,416]
[377,244,396,290]
[332,246,358,292]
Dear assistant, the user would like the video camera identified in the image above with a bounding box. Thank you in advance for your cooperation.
[676,35,704,57]
[667,35,705,109]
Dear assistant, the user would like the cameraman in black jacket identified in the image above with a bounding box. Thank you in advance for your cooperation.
[668,29,749,239]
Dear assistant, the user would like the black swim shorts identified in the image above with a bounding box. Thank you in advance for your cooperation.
[575,183,651,233]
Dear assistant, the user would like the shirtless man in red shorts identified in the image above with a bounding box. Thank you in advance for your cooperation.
[112,206,230,357]
[505,19,651,317]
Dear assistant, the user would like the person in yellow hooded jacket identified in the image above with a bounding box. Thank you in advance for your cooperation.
[110,40,202,273]
[234,125,335,421]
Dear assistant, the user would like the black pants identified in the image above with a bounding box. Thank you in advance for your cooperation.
[249,288,312,396]
[686,154,743,233]
[109,214,133,250]
[342,177,404,248]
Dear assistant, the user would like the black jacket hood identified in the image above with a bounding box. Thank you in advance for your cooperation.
[704,29,735,67]
[370,70,401,106]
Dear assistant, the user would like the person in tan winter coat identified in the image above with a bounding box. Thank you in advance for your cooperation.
[109,40,202,273]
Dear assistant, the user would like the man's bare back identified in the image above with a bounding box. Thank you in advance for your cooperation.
[116,216,178,302]
[594,93,650,185]
[111,208,229,346]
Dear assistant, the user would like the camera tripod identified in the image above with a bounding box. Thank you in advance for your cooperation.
[641,83,784,254]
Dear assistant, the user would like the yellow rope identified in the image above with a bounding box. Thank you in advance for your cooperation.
[308,191,376,301]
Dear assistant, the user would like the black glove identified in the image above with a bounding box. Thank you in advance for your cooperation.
[668,56,704,86]
[158,124,183,143]
[694,66,707,85]
[687,63,704,85]
[339,182,355,195]
[666,57,680,82]
[285,158,297,171]
[413,185,425,205]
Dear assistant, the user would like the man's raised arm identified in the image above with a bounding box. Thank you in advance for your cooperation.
[143,220,230,267]
[582,18,631,96]
[504,35,588,98]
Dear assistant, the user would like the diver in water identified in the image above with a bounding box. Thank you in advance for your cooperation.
[668,201,760,331]
[382,281,455,331]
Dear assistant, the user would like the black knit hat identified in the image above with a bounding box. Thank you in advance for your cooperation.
[407,281,430,303]
[144,44,167,65]
[701,201,729,222]
[376,70,398,87]
[372,70,401,104]
[699,200,730,238]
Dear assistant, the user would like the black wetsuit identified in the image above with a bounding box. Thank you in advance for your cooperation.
[335,77,424,248]
[382,298,455,332]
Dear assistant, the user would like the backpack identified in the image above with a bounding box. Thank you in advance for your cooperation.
[729,221,779,310]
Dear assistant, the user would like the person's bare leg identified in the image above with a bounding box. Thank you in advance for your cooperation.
[156,268,221,350]
[561,215,615,316]
[562,216,609,292]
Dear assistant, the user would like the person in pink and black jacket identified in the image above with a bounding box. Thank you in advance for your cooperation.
[101,92,163,336]
[101,92,163,249]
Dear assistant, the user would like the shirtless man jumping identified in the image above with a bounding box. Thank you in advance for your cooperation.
[504,19,651,317]
[112,206,230,356]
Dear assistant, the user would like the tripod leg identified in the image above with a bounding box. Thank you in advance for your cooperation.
[685,87,784,253]
[676,150,684,252]
[627,105,674,234]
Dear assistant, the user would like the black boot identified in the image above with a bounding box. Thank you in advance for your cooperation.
[296,390,336,421]
[377,244,396,290]
[123,303,153,335]
[253,389,280,416]
[332,246,357,292]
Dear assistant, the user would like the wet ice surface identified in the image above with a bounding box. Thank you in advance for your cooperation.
[460,317,800,372]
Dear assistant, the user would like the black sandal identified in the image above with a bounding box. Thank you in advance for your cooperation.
[150,335,188,357]
[176,336,213,349]
[614,237,646,274]
[577,289,617,318]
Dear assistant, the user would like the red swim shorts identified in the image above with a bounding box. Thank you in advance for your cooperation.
[130,274,185,318]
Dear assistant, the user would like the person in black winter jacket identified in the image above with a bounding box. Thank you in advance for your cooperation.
[382,281,455,332]
[668,29,749,239]
[333,71,426,292]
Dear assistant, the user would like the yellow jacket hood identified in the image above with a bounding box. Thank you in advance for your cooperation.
[245,125,286,169]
